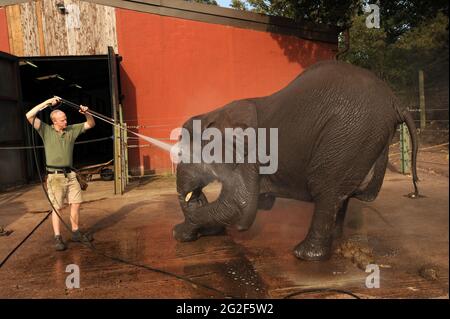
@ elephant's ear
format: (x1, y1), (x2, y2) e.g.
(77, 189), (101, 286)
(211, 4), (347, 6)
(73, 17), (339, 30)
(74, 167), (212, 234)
(182, 99), (258, 135)
(179, 99), (258, 165)
(216, 99), (258, 130)
(204, 99), (258, 132)
(202, 99), (259, 163)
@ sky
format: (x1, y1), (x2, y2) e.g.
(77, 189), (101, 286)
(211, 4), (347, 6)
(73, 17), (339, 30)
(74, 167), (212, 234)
(216, 0), (232, 8)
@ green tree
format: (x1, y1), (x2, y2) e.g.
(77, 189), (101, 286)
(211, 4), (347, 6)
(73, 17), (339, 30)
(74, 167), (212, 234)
(233, 0), (361, 28)
(341, 14), (388, 78)
(187, 0), (219, 5)
(231, 1), (448, 35)
(379, 0), (449, 44)
(342, 12), (449, 92)
(231, 0), (248, 11)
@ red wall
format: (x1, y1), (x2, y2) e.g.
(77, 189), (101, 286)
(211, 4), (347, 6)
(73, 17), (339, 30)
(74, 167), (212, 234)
(0, 8), (10, 53)
(116, 9), (336, 174)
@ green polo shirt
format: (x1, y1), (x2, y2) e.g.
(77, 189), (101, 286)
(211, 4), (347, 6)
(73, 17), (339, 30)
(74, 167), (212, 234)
(37, 122), (86, 168)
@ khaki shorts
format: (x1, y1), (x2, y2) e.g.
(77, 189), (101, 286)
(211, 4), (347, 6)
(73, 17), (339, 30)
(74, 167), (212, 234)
(46, 171), (83, 210)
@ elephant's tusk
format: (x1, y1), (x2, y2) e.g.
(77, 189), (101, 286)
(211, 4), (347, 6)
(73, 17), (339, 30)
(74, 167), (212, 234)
(185, 192), (193, 202)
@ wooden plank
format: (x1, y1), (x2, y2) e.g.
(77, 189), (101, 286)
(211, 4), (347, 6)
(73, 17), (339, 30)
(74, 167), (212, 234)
(95, 4), (118, 54)
(35, 0), (46, 56)
(41, 0), (69, 56)
(77, 0), (96, 55)
(78, 1), (118, 55)
(107, 5), (118, 53)
(64, 0), (80, 55)
(5, 5), (24, 56)
(19, 1), (40, 56)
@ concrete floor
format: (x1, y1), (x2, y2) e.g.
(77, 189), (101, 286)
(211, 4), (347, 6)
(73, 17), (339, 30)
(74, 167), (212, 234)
(0, 170), (448, 299)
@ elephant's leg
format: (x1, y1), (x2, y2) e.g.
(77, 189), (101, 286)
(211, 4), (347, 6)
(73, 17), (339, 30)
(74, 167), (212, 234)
(294, 196), (338, 261)
(258, 194), (276, 210)
(354, 145), (389, 202)
(333, 198), (349, 239)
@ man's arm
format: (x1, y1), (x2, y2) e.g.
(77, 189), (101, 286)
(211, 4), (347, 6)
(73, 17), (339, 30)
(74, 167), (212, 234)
(79, 105), (95, 130)
(26, 97), (61, 130)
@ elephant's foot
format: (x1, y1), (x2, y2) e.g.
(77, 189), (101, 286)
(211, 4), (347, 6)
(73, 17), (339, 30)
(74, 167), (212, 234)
(173, 222), (200, 242)
(258, 194), (276, 210)
(294, 237), (332, 261)
(199, 225), (226, 237)
(173, 223), (226, 242)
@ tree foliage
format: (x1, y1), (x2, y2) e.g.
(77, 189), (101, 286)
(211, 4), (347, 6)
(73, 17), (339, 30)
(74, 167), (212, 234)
(229, 0), (448, 97)
(187, 0), (219, 5)
(342, 12), (448, 91)
(230, 0), (248, 11)
(379, 0), (449, 44)
(240, 0), (360, 29)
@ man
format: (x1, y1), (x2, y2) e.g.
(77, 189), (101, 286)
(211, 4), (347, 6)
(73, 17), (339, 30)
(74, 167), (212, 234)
(26, 97), (95, 251)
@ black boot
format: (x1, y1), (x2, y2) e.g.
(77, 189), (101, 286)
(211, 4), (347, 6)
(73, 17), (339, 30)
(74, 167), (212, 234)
(55, 235), (66, 251)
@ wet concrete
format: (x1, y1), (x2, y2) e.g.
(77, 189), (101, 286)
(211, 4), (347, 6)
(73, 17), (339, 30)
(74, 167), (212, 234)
(0, 171), (448, 298)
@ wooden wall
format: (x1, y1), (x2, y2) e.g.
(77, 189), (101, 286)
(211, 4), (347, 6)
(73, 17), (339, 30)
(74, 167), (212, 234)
(5, 0), (118, 56)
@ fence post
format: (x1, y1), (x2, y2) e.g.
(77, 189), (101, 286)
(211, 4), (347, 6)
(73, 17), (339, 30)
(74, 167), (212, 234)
(399, 123), (411, 174)
(123, 122), (129, 186)
(419, 70), (426, 129)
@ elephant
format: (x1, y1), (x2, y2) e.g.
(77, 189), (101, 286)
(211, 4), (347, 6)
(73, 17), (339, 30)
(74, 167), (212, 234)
(173, 60), (419, 261)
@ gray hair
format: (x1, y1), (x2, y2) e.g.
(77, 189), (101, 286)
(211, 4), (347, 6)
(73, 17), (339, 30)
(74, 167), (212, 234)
(50, 109), (65, 122)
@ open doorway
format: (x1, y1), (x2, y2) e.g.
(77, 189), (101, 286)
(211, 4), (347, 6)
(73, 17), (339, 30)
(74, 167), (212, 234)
(0, 49), (122, 190)
(19, 55), (115, 181)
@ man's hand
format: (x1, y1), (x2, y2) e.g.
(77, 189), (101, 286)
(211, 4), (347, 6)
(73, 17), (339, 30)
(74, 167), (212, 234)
(45, 97), (61, 109)
(80, 105), (95, 130)
(26, 97), (61, 129)
(79, 105), (89, 114)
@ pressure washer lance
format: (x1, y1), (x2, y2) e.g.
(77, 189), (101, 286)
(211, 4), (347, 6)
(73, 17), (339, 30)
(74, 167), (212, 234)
(29, 98), (235, 298)
(55, 96), (173, 152)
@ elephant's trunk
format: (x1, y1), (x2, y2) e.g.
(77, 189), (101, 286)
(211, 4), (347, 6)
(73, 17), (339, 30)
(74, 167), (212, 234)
(178, 163), (260, 229)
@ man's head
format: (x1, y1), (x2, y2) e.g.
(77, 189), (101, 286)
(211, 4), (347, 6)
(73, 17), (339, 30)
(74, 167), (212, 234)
(50, 110), (67, 130)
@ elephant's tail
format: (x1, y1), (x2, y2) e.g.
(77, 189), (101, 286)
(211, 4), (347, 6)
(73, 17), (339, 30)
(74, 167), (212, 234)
(400, 110), (420, 198)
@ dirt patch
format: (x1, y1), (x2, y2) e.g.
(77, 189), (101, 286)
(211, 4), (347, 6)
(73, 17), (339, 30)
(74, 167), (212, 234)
(335, 236), (375, 270)
(419, 265), (441, 281)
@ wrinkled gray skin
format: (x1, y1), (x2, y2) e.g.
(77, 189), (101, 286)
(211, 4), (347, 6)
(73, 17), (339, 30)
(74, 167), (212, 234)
(173, 61), (419, 261)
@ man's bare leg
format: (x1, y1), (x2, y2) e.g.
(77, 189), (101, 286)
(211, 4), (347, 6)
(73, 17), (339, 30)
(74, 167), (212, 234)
(51, 210), (61, 236)
(70, 203), (92, 243)
(70, 203), (80, 232)
(70, 203), (80, 231)
(52, 208), (66, 251)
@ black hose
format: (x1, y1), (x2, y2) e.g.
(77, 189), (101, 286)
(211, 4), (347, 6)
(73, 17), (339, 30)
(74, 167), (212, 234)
(283, 288), (361, 299)
(0, 211), (51, 268)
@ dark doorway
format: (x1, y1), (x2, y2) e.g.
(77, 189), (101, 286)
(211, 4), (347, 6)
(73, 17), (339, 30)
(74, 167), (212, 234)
(0, 52), (27, 190)
(19, 55), (115, 182)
